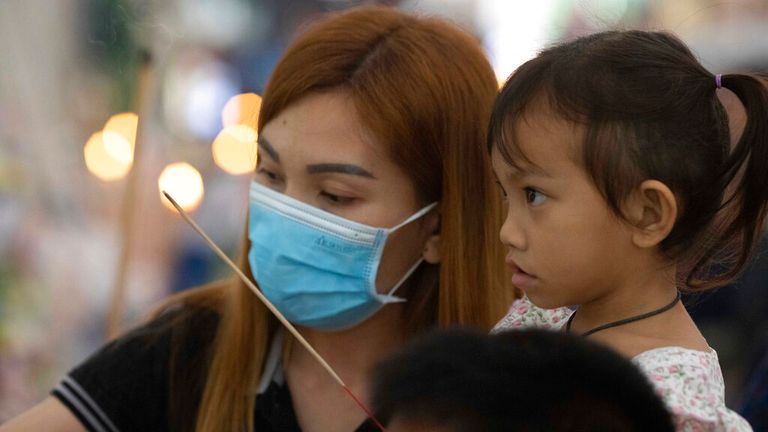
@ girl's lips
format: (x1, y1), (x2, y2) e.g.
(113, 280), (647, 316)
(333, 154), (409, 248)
(505, 255), (538, 287)
(510, 267), (537, 288)
(505, 257), (534, 277)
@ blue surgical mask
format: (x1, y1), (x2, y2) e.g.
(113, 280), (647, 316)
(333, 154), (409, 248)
(248, 181), (438, 331)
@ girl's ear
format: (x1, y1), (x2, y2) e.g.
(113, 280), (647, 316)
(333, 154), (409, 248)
(626, 180), (678, 249)
(422, 212), (441, 264)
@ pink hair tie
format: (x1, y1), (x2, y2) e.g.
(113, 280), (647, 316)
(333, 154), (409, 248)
(715, 74), (723, 89)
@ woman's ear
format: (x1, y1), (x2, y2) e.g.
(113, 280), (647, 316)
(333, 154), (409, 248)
(626, 180), (678, 248)
(422, 212), (441, 264)
(423, 235), (441, 264)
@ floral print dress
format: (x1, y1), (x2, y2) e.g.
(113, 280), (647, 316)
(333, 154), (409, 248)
(492, 297), (753, 432)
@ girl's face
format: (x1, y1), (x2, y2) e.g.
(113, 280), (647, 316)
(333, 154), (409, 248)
(491, 109), (637, 309)
(256, 90), (437, 294)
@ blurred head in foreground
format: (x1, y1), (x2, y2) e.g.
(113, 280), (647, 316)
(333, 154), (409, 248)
(372, 328), (675, 432)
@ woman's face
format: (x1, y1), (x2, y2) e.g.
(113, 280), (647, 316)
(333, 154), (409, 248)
(256, 90), (437, 293)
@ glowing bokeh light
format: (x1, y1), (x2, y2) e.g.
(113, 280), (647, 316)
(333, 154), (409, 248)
(480, 0), (558, 82)
(212, 124), (259, 175)
(102, 112), (138, 165)
(221, 93), (262, 128)
(84, 132), (132, 181)
(158, 162), (205, 212)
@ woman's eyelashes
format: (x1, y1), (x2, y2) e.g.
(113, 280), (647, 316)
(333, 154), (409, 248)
(256, 168), (358, 205)
(257, 167), (282, 185)
(319, 191), (356, 205)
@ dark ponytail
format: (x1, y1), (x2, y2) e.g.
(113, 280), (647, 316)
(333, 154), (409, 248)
(686, 73), (768, 288)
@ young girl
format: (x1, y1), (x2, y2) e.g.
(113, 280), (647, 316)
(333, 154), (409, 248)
(2, 6), (510, 432)
(489, 30), (766, 431)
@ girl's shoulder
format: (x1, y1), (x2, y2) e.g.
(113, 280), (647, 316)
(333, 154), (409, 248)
(491, 296), (572, 333)
(491, 298), (753, 431)
(632, 347), (752, 431)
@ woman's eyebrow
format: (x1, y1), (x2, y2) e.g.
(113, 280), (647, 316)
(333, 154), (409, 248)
(258, 136), (280, 162)
(306, 163), (375, 179)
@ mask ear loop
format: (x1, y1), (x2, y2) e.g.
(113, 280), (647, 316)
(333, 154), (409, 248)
(379, 202), (439, 302)
(389, 202), (439, 232)
(377, 201), (438, 303)
(380, 257), (425, 301)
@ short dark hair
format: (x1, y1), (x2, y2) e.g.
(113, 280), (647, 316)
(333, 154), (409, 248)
(371, 328), (674, 432)
(488, 30), (768, 291)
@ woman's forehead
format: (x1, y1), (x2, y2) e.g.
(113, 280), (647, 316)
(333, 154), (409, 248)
(259, 91), (418, 184)
(262, 93), (383, 161)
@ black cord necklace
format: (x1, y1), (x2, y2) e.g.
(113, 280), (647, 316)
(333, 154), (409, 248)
(565, 291), (681, 337)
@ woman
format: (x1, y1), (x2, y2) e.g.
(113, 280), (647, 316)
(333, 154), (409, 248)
(2, 6), (509, 432)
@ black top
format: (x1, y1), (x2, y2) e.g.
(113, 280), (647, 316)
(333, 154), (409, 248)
(51, 306), (377, 432)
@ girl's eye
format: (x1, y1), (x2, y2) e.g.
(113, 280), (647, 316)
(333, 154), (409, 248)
(320, 191), (355, 205)
(525, 187), (547, 206)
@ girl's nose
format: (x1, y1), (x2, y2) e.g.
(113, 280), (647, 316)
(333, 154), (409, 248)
(499, 211), (527, 251)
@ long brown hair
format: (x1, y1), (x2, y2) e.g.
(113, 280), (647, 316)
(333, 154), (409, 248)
(161, 6), (509, 431)
(489, 30), (768, 291)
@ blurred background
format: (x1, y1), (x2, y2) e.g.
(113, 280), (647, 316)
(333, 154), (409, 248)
(1, 0), (766, 424)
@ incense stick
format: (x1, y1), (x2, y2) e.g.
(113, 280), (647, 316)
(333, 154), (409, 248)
(162, 191), (386, 431)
